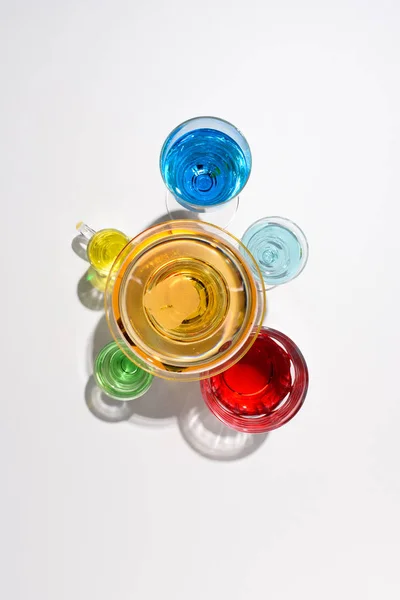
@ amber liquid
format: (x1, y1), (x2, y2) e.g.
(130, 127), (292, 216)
(116, 235), (253, 370)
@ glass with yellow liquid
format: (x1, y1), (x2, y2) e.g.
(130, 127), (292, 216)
(105, 220), (266, 381)
(76, 222), (130, 291)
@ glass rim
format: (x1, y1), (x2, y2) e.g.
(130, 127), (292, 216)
(242, 215), (309, 287)
(160, 113), (251, 142)
(201, 327), (309, 433)
(104, 219), (266, 382)
(159, 116), (252, 207)
(160, 114), (252, 162)
(94, 341), (154, 401)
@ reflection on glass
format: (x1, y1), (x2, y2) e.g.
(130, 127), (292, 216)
(94, 341), (153, 401)
(201, 327), (309, 433)
(242, 216), (308, 289)
(105, 220), (265, 381)
(160, 117), (251, 227)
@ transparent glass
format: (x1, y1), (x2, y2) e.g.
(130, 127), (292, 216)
(241, 216), (309, 289)
(201, 327), (309, 433)
(75, 222), (130, 290)
(94, 341), (153, 400)
(105, 220), (266, 381)
(160, 117), (252, 227)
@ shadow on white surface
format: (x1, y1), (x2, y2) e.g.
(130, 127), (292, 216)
(83, 314), (112, 377)
(71, 234), (89, 262)
(84, 302), (268, 460)
(91, 315), (113, 363)
(87, 316), (181, 427)
(77, 271), (104, 311)
(145, 209), (193, 229)
(85, 376), (136, 422)
(73, 234), (105, 311)
(178, 386), (268, 461)
(127, 377), (186, 428)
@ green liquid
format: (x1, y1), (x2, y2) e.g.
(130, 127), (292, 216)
(94, 341), (153, 400)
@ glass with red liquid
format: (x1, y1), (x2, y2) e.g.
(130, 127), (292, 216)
(200, 327), (308, 433)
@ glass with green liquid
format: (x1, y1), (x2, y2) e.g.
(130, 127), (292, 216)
(94, 341), (153, 400)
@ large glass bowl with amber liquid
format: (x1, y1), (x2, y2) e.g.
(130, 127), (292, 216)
(105, 220), (266, 381)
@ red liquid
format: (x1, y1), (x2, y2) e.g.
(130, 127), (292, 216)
(201, 327), (309, 433)
(209, 330), (293, 416)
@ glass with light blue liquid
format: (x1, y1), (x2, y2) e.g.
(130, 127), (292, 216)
(160, 116), (252, 228)
(241, 216), (309, 289)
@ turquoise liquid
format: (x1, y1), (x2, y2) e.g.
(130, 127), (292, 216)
(160, 128), (250, 208)
(242, 223), (305, 285)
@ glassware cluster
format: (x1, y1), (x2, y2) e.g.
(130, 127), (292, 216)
(74, 116), (309, 435)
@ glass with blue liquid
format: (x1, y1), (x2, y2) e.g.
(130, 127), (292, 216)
(160, 116), (252, 228)
(242, 216), (309, 289)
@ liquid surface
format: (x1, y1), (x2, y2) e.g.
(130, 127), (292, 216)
(143, 276), (201, 330)
(242, 223), (304, 285)
(95, 341), (153, 400)
(209, 330), (293, 416)
(161, 128), (250, 207)
(112, 234), (257, 373)
(88, 229), (129, 276)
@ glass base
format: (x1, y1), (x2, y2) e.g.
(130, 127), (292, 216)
(165, 191), (239, 229)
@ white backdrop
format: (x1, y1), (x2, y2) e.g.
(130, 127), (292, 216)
(1, 1), (400, 598)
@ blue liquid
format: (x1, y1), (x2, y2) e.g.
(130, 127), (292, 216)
(242, 223), (306, 285)
(161, 128), (251, 208)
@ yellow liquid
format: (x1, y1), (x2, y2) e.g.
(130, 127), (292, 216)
(112, 234), (257, 373)
(87, 229), (129, 276)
